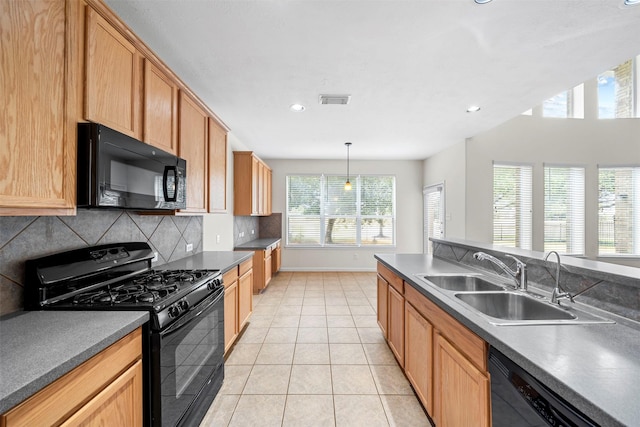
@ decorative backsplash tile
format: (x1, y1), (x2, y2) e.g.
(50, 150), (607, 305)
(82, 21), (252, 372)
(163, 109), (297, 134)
(259, 212), (282, 238)
(0, 209), (202, 315)
(234, 216), (259, 246)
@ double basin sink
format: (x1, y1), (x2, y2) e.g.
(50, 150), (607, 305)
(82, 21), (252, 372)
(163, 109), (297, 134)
(415, 274), (614, 326)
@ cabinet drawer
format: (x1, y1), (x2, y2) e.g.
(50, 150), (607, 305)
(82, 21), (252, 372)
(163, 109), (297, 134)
(405, 285), (487, 371)
(239, 258), (253, 276)
(264, 247), (272, 258)
(223, 267), (239, 288)
(377, 263), (403, 294)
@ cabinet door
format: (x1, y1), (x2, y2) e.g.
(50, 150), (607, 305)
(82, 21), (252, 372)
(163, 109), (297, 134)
(143, 60), (177, 154)
(433, 332), (490, 427)
(405, 302), (433, 414)
(60, 360), (143, 427)
(224, 281), (239, 353)
(179, 93), (208, 213)
(238, 269), (253, 331)
(0, 0), (75, 213)
(376, 274), (389, 339)
(208, 118), (227, 212)
(251, 157), (260, 215)
(387, 285), (404, 367)
(264, 253), (272, 288)
(85, 7), (139, 137)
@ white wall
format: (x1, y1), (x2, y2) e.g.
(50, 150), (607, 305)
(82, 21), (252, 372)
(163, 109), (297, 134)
(268, 159), (424, 271)
(424, 78), (640, 267)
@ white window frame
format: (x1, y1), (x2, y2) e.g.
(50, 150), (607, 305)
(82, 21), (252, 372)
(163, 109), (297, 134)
(286, 174), (396, 248)
(493, 162), (533, 250)
(598, 165), (640, 257)
(423, 183), (445, 254)
(543, 164), (585, 255)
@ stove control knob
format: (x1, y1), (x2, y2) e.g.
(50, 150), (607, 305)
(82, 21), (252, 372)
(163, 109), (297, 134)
(179, 300), (189, 311)
(168, 305), (180, 318)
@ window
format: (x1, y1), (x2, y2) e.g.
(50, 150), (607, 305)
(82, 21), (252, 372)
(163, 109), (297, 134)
(543, 84), (584, 118)
(424, 183), (445, 254)
(286, 174), (395, 247)
(493, 164), (532, 250)
(598, 57), (638, 119)
(543, 166), (585, 255)
(598, 167), (640, 256)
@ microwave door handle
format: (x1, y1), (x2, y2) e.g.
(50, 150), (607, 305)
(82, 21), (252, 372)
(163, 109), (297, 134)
(162, 166), (178, 202)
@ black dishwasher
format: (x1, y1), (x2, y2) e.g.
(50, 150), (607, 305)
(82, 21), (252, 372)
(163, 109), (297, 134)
(489, 347), (600, 427)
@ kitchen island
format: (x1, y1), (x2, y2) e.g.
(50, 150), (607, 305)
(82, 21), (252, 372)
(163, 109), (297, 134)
(375, 249), (640, 427)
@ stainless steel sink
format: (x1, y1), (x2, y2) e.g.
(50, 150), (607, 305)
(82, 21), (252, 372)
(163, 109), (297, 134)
(455, 291), (615, 326)
(418, 275), (505, 292)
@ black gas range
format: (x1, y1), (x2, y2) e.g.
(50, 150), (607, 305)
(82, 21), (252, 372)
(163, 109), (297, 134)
(24, 242), (225, 427)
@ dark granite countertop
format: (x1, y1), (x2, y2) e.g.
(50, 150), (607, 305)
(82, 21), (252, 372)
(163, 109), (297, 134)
(0, 310), (148, 413)
(234, 238), (281, 251)
(375, 253), (640, 427)
(159, 250), (254, 273)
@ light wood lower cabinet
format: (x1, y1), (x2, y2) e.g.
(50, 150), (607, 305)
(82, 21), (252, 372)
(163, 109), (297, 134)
(434, 332), (490, 427)
(387, 285), (405, 368)
(379, 262), (491, 426)
(223, 259), (254, 354)
(376, 274), (389, 339)
(404, 301), (433, 414)
(223, 267), (239, 353)
(1, 327), (143, 426)
(238, 259), (254, 331)
(251, 247), (273, 294)
(271, 241), (281, 274)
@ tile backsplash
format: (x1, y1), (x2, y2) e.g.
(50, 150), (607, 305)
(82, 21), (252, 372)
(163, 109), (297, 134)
(0, 209), (202, 315)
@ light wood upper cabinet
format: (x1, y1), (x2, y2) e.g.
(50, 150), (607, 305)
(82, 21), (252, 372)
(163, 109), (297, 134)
(179, 92), (208, 213)
(208, 118), (228, 212)
(85, 6), (140, 138)
(143, 59), (178, 154)
(0, 0), (79, 215)
(234, 151), (272, 216)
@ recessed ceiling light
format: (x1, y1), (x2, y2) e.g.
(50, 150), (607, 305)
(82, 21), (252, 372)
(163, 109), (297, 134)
(290, 103), (305, 112)
(474, 0), (493, 4)
(624, 0), (640, 5)
(466, 105), (481, 113)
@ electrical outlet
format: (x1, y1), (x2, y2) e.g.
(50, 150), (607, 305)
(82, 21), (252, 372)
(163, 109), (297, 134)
(186, 243), (193, 252)
(152, 252), (158, 262)
(251, 229), (255, 235)
(216, 235), (221, 244)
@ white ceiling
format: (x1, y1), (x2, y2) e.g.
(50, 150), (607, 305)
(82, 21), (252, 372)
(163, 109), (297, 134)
(105, 0), (640, 160)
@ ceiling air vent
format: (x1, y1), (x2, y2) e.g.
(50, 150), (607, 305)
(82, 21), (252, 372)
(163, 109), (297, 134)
(319, 94), (351, 105)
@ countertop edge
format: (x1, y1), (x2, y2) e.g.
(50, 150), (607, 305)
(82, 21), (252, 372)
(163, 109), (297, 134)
(234, 237), (281, 251)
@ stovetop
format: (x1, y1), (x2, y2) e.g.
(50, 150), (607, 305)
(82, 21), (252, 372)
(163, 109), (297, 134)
(24, 242), (223, 330)
(71, 269), (217, 308)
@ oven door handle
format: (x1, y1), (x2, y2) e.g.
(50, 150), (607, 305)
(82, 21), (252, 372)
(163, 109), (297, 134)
(161, 287), (224, 336)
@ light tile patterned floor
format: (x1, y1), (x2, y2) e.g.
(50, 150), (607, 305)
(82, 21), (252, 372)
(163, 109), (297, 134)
(199, 271), (431, 427)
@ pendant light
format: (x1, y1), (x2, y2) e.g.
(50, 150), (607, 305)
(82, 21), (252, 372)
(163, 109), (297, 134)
(344, 142), (352, 191)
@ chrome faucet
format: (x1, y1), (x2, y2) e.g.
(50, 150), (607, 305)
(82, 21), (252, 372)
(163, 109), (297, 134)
(544, 251), (574, 304)
(473, 252), (528, 291)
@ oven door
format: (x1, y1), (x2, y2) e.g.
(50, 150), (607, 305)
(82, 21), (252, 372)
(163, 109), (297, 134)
(151, 287), (224, 427)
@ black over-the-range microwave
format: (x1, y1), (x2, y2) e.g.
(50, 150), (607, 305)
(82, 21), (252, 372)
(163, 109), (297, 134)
(77, 123), (187, 210)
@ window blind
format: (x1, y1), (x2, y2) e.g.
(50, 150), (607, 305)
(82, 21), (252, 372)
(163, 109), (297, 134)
(493, 164), (532, 250)
(424, 184), (444, 254)
(286, 174), (395, 247)
(598, 167), (640, 256)
(544, 166), (585, 255)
